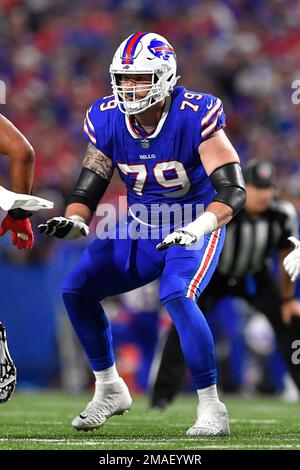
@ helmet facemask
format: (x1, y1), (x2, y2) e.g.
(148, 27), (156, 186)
(111, 65), (176, 115)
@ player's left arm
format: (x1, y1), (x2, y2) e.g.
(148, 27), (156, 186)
(198, 128), (245, 227)
(157, 129), (246, 250)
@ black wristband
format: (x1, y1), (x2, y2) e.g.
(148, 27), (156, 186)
(8, 208), (33, 220)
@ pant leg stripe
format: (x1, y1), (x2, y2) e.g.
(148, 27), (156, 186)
(186, 229), (221, 300)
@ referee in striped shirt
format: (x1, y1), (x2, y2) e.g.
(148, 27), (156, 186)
(151, 160), (300, 407)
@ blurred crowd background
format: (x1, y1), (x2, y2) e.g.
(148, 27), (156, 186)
(1, 0), (300, 400)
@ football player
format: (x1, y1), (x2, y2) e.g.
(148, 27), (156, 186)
(0, 113), (53, 403)
(39, 33), (246, 436)
(0, 113), (34, 403)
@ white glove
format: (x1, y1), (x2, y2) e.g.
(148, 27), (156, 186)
(156, 212), (218, 251)
(0, 186), (54, 212)
(38, 215), (89, 240)
(283, 236), (300, 282)
(156, 229), (197, 251)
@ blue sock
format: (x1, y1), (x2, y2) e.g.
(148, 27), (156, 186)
(164, 297), (217, 389)
(62, 292), (115, 371)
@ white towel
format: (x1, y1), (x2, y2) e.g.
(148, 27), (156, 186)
(0, 186), (54, 212)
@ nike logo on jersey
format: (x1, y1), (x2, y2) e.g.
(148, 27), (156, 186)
(139, 154), (157, 160)
(207, 100), (213, 109)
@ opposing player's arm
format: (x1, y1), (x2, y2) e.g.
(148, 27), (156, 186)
(280, 247), (295, 298)
(39, 143), (113, 240)
(283, 237), (300, 282)
(279, 246), (300, 324)
(0, 114), (36, 249)
(0, 113), (35, 194)
(199, 128), (245, 228)
(278, 203), (300, 323)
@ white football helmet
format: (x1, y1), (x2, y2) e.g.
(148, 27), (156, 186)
(110, 32), (179, 115)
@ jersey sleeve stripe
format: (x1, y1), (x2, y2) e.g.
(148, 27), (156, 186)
(84, 121), (97, 144)
(85, 111), (95, 133)
(201, 98), (222, 126)
(201, 110), (223, 138)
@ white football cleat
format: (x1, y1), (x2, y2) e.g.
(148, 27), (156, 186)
(0, 323), (17, 404)
(186, 401), (230, 436)
(72, 378), (132, 431)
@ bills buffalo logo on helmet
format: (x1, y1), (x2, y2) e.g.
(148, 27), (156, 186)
(147, 39), (176, 61)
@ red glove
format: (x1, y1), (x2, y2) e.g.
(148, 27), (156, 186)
(0, 215), (34, 249)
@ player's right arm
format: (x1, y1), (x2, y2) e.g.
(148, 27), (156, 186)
(65, 142), (114, 222)
(38, 142), (113, 240)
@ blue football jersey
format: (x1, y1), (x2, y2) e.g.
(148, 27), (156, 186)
(83, 86), (226, 220)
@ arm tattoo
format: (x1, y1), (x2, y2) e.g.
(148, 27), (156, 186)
(82, 143), (113, 181)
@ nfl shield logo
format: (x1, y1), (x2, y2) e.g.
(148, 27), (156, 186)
(140, 139), (150, 148)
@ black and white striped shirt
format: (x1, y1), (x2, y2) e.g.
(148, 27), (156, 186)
(218, 199), (299, 278)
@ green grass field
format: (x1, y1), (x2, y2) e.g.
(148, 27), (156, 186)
(0, 393), (299, 450)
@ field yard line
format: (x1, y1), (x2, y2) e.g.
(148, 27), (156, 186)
(0, 417), (282, 427)
(23, 421), (64, 425)
(183, 445), (300, 449)
(0, 440), (300, 449)
(1, 437), (300, 445)
(229, 419), (279, 424)
(0, 412), (70, 416)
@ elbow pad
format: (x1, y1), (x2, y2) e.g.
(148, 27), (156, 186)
(68, 168), (109, 213)
(210, 162), (246, 216)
